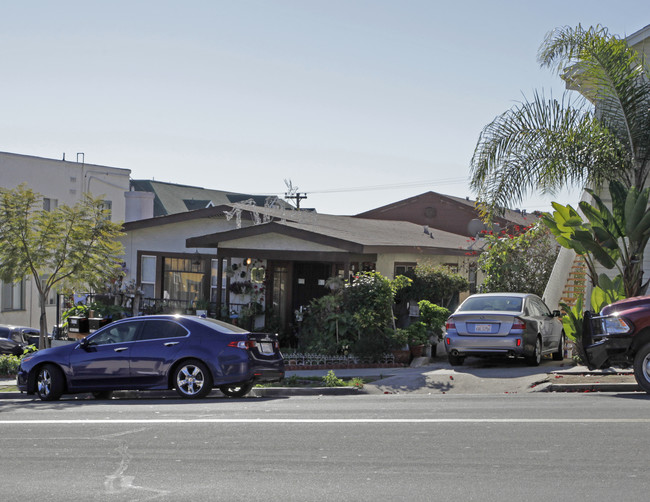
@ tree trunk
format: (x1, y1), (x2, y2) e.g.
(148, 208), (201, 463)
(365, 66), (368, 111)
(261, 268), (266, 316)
(38, 293), (50, 349)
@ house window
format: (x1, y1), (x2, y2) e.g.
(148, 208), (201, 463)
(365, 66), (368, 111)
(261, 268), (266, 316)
(210, 259), (226, 303)
(43, 198), (58, 211)
(163, 257), (205, 304)
(394, 263), (417, 276)
(1, 279), (25, 311)
(141, 255), (156, 299)
(444, 263), (459, 274)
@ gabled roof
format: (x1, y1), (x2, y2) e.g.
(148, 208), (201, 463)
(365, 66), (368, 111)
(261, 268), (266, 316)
(186, 203), (473, 256)
(130, 179), (289, 217)
(355, 191), (531, 232)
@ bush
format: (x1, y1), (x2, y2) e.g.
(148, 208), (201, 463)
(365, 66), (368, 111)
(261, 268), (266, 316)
(322, 370), (345, 387)
(0, 354), (21, 377)
(478, 222), (558, 297)
(401, 264), (469, 309)
(418, 301), (450, 340)
(299, 294), (354, 354)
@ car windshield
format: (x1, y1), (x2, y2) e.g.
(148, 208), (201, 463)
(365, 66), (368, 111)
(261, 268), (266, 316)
(458, 296), (523, 313)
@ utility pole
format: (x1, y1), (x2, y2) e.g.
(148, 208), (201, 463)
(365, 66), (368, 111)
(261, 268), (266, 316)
(285, 191), (307, 209)
(284, 179), (307, 209)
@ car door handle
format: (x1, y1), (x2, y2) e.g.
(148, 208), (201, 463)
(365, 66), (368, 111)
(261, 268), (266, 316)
(114, 347), (128, 352)
(164, 342), (179, 347)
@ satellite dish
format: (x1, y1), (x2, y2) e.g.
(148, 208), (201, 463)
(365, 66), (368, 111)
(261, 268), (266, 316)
(467, 219), (485, 236)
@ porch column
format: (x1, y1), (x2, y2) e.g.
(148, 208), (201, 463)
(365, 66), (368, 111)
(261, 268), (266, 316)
(216, 256), (224, 313)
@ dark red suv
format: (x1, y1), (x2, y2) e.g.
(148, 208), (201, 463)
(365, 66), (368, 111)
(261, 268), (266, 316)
(582, 296), (650, 393)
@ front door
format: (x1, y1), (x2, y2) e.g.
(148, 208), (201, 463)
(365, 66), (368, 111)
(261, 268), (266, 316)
(292, 262), (332, 314)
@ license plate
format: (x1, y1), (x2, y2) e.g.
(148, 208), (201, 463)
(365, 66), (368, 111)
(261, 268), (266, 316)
(474, 324), (492, 333)
(259, 342), (274, 354)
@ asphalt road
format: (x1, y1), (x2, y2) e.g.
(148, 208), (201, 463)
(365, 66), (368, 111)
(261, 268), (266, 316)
(2, 392), (650, 501)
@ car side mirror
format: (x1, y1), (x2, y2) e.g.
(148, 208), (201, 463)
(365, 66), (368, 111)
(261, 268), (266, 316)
(552, 310), (561, 318)
(79, 338), (90, 350)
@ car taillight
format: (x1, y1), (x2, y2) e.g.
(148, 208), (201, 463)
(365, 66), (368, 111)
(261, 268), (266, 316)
(512, 318), (526, 330)
(445, 319), (455, 331)
(228, 340), (255, 350)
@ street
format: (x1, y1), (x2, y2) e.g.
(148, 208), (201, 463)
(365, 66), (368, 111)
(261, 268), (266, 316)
(1, 392), (650, 501)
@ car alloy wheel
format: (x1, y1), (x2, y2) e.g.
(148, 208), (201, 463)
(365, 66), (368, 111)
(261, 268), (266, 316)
(174, 360), (212, 399)
(37, 364), (64, 401)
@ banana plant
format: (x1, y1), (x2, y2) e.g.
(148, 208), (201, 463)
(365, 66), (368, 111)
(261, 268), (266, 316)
(541, 180), (650, 297)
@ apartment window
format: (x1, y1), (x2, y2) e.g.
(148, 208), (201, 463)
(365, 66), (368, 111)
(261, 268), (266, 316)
(101, 200), (113, 220)
(1, 279), (25, 311)
(43, 198), (58, 211)
(40, 275), (56, 305)
(141, 255), (156, 299)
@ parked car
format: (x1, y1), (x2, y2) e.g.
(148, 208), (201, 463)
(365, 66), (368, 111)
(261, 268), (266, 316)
(0, 325), (40, 356)
(444, 293), (564, 366)
(17, 315), (285, 401)
(582, 295), (650, 394)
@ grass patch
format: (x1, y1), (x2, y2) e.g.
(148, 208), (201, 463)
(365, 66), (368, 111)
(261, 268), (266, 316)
(255, 372), (377, 389)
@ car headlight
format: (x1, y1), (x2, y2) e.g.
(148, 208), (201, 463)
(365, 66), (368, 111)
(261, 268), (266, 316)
(600, 316), (632, 335)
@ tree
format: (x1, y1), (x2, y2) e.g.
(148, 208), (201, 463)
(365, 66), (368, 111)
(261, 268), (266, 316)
(470, 25), (650, 217)
(402, 263), (469, 309)
(0, 184), (125, 348)
(541, 180), (650, 296)
(477, 222), (558, 297)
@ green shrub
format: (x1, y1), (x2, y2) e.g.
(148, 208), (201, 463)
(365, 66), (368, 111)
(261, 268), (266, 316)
(322, 370), (345, 387)
(418, 301), (450, 340)
(0, 354), (21, 377)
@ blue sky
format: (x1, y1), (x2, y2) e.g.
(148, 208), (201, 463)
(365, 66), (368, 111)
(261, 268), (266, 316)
(0, 1), (647, 214)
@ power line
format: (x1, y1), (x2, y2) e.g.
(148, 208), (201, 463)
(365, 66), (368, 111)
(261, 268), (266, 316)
(254, 177), (468, 197)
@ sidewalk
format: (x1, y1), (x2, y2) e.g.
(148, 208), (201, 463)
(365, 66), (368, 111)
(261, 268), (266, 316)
(0, 360), (642, 398)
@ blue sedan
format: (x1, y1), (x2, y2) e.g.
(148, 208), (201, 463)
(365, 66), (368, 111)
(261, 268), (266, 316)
(17, 315), (284, 401)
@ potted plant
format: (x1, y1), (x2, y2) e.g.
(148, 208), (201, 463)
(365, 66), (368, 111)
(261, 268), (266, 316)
(390, 328), (410, 364)
(195, 298), (210, 317)
(63, 303), (90, 337)
(417, 300), (451, 357)
(406, 322), (429, 358)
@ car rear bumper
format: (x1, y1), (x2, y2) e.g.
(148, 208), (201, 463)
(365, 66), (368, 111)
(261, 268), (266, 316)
(248, 357), (285, 383)
(444, 333), (525, 357)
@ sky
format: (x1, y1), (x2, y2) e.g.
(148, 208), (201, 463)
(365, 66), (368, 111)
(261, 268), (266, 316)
(0, 1), (648, 215)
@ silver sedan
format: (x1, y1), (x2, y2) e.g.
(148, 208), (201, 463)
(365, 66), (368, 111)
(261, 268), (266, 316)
(443, 293), (564, 366)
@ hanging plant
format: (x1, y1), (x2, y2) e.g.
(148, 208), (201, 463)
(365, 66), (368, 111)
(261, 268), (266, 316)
(229, 281), (253, 295)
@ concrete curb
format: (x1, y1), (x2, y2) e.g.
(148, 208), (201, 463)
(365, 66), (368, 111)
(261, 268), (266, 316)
(0, 386), (364, 400)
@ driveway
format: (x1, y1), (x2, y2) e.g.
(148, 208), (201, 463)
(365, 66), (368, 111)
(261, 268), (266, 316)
(362, 358), (568, 395)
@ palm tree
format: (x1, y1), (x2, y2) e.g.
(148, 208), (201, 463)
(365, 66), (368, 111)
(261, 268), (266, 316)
(470, 25), (650, 217)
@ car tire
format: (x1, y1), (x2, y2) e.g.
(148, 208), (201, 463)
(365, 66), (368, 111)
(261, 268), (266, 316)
(92, 391), (113, 400)
(37, 364), (64, 401)
(552, 334), (564, 361)
(448, 354), (464, 366)
(174, 360), (213, 399)
(526, 337), (542, 366)
(220, 382), (254, 398)
(633, 343), (650, 394)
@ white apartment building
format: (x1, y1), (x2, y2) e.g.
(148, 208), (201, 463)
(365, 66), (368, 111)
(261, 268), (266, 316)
(0, 151), (131, 329)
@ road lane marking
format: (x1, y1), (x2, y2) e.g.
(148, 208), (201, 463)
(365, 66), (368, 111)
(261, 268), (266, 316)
(2, 418), (650, 424)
